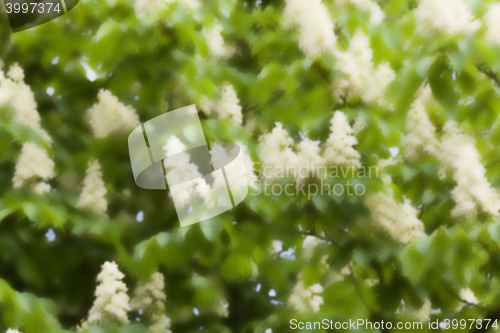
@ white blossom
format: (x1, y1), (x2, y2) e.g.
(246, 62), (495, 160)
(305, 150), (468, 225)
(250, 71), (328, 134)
(288, 280), (324, 313)
(324, 111), (361, 167)
(404, 85), (440, 161)
(0, 64), (52, 143)
(283, 0), (337, 57)
(365, 193), (425, 244)
(258, 122), (298, 182)
(456, 288), (479, 311)
(131, 272), (171, 333)
(6, 329), (21, 333)
(335, 0), (385, 25)
(236, 141), (259, 189)
(296, 138), (324, 182)
(403, 298), (432, 322)
(77, 159), (108, 219)
(87, 89), (140, 139)
(199, 83), (242, 125)
(485, 4), (500, 45)
(332, 30), (395, 107)
(202, 23), (233, 58)
(302, 235), (324, 260)
(415, 0), (480, 36)
(81, 261), (131, 328)
(439, 121), (500, 218)
(13, 142), (54, 193)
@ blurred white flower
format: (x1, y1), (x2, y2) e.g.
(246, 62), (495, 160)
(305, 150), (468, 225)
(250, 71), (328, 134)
(403, 298), (432, 322)
(6, 329), (22, 333)
(332, 30), (395, 107)
(13, 142), (54, 194)
(199, 83), (242, 125)
(87, 89), (140, 138)
(77, 159), (108, 219)
(415, 0), (480, 36)
(296, 138), (324, 182)
(0, 64), (52, 143)
(404, 85), (440, 161)
(202, 23), (233, 58)
(135, 0), (200, 18)
(288, 280), (324, 313)
(283, 0), (337, 57)
(485, 4), (500, 45)
(131, 272), (171, 333)
(258, 122), (299, 182)
(365, 193), (425, 244)
(439, 121), (500, 218)
(81, 261), (131, 328)
(324, 111), (361, 167)
(456, 288), (479, 311)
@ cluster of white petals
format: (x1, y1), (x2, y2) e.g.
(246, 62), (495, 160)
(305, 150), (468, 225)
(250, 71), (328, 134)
(288, 281), (324, 313)
(258, 112), (362, 182)
(283, 0), (337, 57)
(163, 136), (210, 207)
(236, 141), (259, 190)
(6, 329), (21, 333)
(131, 272), (172, 333)
(257, 122), (299, 183)
(404, 85), (440, 161)
(439, 122), (500, 218)
(402, 298), (432, 322)
(415, 0), (480, 36)
(202, 23), (234, 58)
(13, 142), (54, 194)
(135, 0), (200, 18)
(365, 193), (425, 244)
(333, 31), (395, 107)
(456, 288), (479, 311)
(485, 4), (500, 45)
(77, 159), (108, 218)
(87, 89), (140, 139)
(199, 83), (242, 125)
(335, 0), (385, 25)
(0, 64), (52, 143)
(81, 261), (131, 328)
(324, 111), (361, 167)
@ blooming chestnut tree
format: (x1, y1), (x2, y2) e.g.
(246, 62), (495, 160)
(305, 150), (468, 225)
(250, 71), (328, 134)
(1, 0), (500, 332)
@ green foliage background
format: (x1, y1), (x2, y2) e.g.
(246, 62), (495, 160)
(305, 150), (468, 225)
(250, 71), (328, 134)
(0, 0), (500, 332)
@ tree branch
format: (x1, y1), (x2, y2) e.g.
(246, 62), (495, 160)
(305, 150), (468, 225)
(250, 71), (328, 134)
(475, 63), (500, 88)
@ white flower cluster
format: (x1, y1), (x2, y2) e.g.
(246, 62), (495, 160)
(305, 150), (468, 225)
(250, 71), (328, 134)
(82, 261), (131, 328)
(288, 280), (324, 313)
(283, 0), (337, 58)
(87, 89), (140, 139)
(402, 298), (432, 322)
(237, 141), (259, 190)
(415, 0), (480, 36)
(332, 30), (395, 107)
(0, 63), (52, 143)
(131, 272), (172, 333)
(12, 142), (54, 194)
(485, 4), (500, 45)
(324, 111), (361, 167)
(77, 159), (108, 219)
(439, 122), (500, 218)
(199, 83), (243, 125)
(202, 23), (234, 58)
(335, 0), (385, 25)
(404, 85), (440, 161)
(134, 0), (200, 18)
(456, 288), (479, 311)
(365, 193), (425, 244)
(163, 136), (210, 207)
(258, 111), (361, 182)
(6, 329), (21, 333)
